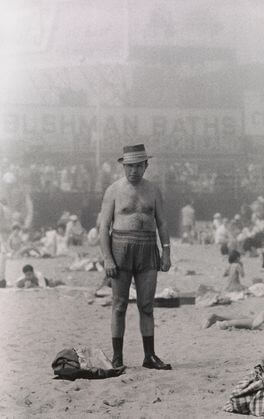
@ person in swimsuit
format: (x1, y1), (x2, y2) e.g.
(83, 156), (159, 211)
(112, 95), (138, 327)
(100, 144), (171, 370)
(224, 250), (246, 292)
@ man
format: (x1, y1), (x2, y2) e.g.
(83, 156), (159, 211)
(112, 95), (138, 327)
(100, 144), (171, 370)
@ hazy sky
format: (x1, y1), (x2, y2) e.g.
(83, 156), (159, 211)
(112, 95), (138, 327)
(0, 1), (264, 145)
(130, 0), (264, 63)
(0, 0), (264, 66)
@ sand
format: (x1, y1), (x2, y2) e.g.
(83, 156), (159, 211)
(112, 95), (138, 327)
(1, 243), (264, 418)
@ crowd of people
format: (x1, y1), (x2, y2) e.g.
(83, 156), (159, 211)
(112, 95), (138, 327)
(0, 208), (104, 289)
(1, 157), (264, 202)
(179, 196), (264, 257)
(164, 161), (264, 194)
(4, 211), (102, 260)
(0, 157), (124, 196)
(165, 161), (217, 193)
(211, 197), (264, 260)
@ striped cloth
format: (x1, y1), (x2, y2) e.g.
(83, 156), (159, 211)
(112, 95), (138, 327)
(224, 364), (264, 416)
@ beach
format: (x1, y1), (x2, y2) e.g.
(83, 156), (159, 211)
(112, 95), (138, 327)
(1, 242), (264, 418)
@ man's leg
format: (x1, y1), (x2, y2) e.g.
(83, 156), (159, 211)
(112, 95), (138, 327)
(134, 270), (157, 336)
(134, 270), (171, 370)
(111, 270), (132, 367)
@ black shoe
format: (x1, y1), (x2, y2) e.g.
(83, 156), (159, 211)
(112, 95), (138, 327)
(143, 354), (172, 370)
(112, 356), (124, 368)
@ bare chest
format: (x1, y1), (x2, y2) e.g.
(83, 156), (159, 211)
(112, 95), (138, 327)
(115, 188), (155, 216)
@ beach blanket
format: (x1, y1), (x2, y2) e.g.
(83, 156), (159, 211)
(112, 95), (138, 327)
(52, 347), (125, 380)
(224, 363), (264, 417)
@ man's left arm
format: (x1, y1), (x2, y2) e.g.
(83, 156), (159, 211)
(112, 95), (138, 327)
(155, 186), (171, 272)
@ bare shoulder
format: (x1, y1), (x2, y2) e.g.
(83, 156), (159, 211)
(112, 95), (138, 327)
(103, 178), (127, 201)
(103, 179), (120, 198)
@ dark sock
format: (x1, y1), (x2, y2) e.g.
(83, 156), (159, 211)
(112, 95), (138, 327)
(112, 337), (123, 361)
(142, 336), (155, 357)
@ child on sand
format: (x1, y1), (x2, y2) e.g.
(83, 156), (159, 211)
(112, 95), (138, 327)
(16, 264), (45, 288)
(224, 250), (247, 292)
(203, 310), (264, 330)
(16, 264), (64, 288)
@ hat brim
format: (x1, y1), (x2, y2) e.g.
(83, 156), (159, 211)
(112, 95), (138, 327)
(118, 155), (152, 164)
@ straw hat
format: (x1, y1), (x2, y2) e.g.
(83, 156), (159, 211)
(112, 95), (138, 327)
(117, 144), (152, 164)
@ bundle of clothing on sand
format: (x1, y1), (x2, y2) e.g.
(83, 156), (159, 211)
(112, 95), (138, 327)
(224, 362), (264, 417)
(52, 346), (125, 380)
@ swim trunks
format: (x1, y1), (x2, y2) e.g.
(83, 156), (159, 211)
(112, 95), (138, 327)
(111, 230), (160, 274)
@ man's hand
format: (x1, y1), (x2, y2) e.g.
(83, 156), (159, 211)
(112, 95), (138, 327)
(104, 259), (118, 278)
(160, 250), (171, 272)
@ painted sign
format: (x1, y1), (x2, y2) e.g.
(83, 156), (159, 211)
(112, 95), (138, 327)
(0, 105), (243, 155)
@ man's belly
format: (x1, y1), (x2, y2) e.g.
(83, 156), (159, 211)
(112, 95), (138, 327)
(113, 213), (156, 231)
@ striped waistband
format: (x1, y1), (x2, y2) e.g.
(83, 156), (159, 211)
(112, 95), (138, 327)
(112, 229), (156, 244)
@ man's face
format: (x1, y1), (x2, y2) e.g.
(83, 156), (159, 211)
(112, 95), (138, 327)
(123, 161), (147, 184)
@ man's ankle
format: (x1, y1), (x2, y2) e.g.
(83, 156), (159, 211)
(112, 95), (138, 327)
(142, 335), (155, 357)
(112, 337), (124, 358)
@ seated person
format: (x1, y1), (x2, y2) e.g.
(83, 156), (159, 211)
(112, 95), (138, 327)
(19, 228), (42, 257)
(203, 310), (264, 330)
(55, 223), (69, 256)
(7, 223), (23, 256)
(224, 250), (247, 292)
(7, 224), (41, 258)
(39, 229), (57, 257)
(66, 214), (85, 246)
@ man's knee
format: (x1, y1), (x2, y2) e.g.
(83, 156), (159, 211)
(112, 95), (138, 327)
(113, 297), (128, 316)
(137, 300), (154, 316)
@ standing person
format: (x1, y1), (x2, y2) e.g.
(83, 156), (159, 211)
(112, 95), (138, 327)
(212, 213), (222, 242)
(215, 217), (230, 255)
(180, 199), (195, 244)
(100, 144), (171, 370)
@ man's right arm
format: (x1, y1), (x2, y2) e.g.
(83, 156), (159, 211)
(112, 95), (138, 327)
(99, 185), (117, 278)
